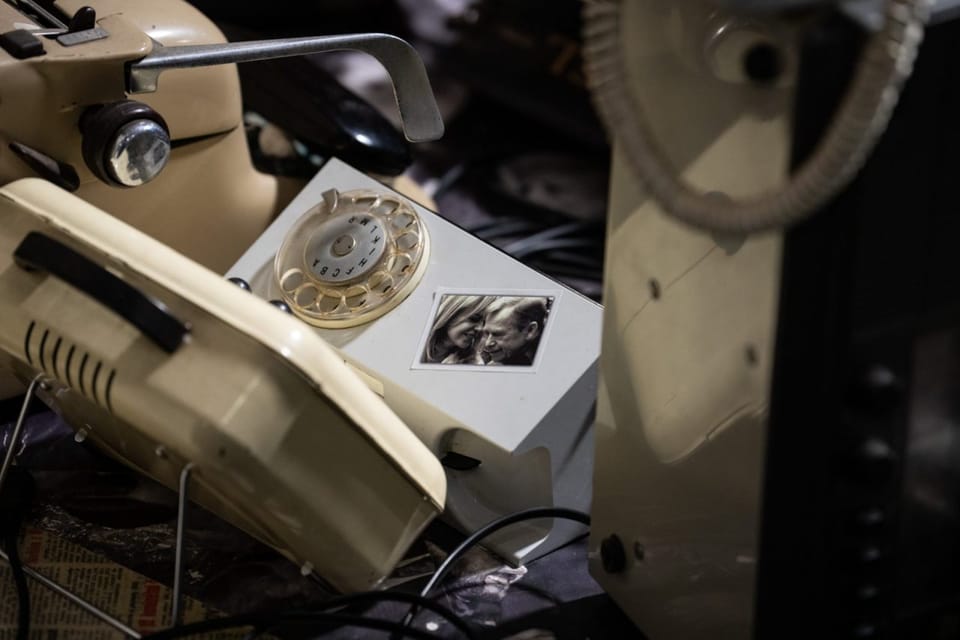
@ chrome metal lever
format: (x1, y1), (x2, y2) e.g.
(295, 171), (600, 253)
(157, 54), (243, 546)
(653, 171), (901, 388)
(126, 33), (444, 143)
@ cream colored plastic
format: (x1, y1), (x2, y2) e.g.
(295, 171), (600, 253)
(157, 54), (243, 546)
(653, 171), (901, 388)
(274, 188), (430, 328)
(0, 178), (446, 592)
(588, 1), (792, 636)
(0, 0), (289, 272)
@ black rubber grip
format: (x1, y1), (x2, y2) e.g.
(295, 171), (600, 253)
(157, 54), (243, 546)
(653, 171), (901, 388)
(13, 232), (189, 353)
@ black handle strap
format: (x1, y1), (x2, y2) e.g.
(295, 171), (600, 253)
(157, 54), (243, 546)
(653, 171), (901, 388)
(13, 232), (190, 353)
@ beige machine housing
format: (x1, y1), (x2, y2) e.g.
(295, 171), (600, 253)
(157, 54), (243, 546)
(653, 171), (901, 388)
(0, 178), (447, 592)
(587, 1), (793, 637)
(0, 0), (296, 273)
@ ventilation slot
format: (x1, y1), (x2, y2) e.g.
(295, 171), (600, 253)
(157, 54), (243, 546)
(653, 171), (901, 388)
(22, 321), (118, 414)
(23, 321), (35, 366)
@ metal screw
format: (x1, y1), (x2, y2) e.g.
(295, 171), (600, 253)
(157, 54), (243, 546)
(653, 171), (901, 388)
(332, 234), (356, 257)
(228, 277), (251, 291)
(633, 541), (646, 561)
(268, 300), (293, 315)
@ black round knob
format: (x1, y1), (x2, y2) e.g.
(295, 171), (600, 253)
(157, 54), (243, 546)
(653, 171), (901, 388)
(228, 277), (251, 291)
(849, 365), (904, 415)
(600, 534), (627, 574)
(857, 584), (880, 602)
(80, 101), (170, 188)
(743, 43), (783, 85)
(855, 507), (887, 530)
(269, 299), (293, 314)
(853, 438), (897, 482)
(68, 6), (96, 32)
(858, 545), (884, 565)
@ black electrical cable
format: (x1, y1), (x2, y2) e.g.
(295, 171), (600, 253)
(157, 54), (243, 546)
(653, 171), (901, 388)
(506, 237), (603, 261)
(398, 507), (591, 634)
(147, 590), (477, 640)
(148, 611), (440, 639)
(432, 161), (470, 201)
(471, 218), (548, 241)
(160, 508), (590, 640)
(322, 591), (478, 640)
(3, 533), (29, 640)
(421, 507), (590, 598)
(500, 221), (601, 256)
(1, 467), (35, 640)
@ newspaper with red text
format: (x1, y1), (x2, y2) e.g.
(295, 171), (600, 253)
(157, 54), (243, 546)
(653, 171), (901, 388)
(0, 527), (244, 639)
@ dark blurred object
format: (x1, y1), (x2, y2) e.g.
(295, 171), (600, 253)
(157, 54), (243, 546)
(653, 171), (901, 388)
(438, 0), (607, 148)
(755, 14), (960, 638)
(491, 151), (609, 223)
(184, 0), (408, 34)
(424, 99), (608, 300)
(240, 55), (412, 177)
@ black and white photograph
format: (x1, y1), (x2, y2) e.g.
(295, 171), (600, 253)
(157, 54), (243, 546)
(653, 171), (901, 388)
(417, 292), (556, 368)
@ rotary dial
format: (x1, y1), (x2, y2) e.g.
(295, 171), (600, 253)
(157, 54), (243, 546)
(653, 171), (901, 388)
(274, 188), (430, 328)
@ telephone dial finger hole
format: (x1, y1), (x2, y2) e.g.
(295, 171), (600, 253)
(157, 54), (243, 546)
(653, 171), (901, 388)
(391, 213), (415, 230)
(345, 293), (367, 309)
(396, 233), (419, 252)
(390, 254), (413, 275)
(316, 296), (341, 313)
(372, 201), (399, 217)
(294, 285), (320, 307)
(280, 269), (305, 293)
(368, 272), (394, 294)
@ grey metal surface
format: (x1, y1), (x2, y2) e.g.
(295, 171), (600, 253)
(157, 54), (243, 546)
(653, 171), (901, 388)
(56, 26), (109, 47)
(127, 34), (444, 143)
(171, 462), (195, 627)
(6, 0), (66, 29)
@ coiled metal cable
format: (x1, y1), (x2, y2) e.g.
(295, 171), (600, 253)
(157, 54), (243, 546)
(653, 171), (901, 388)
(582, 0), (931, 232)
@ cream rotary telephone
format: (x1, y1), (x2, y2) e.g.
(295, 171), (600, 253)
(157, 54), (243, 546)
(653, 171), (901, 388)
(229, 158), (603, 566)
(274, 188), (430, 328)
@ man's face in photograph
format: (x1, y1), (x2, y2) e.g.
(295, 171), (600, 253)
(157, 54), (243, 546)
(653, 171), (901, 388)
(480, 306), (539, 364)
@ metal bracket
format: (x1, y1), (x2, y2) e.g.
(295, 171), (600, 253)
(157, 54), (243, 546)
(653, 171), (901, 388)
(0, 388), (198, 638)
(171, 462), (195, 627)
(56, 26), (108, 47)
(0, 374), (41, 494)
(126, 33), (444, 143)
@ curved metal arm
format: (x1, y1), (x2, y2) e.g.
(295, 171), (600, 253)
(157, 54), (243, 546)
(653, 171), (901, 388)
(126, 33), (444, 143)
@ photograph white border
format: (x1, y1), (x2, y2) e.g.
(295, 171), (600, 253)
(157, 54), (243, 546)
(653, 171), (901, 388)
(411, 287), (563, 373)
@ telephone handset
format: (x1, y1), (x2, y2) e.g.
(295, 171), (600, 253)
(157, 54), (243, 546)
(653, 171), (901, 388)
(274, 188), (429, 328)
(0, 178), (447, 592)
